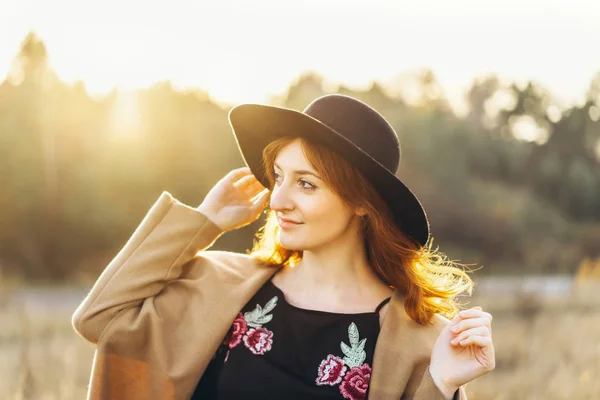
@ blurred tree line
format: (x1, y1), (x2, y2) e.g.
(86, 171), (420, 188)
(1, 33), (599, 282)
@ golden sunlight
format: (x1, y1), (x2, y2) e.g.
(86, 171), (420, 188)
(510, 115), (549, 144)
(109, 88), (142, 139)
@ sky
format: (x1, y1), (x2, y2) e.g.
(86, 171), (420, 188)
(1, 0), (599, 112)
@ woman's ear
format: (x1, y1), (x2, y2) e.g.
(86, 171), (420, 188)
(355, 207), (367, 217)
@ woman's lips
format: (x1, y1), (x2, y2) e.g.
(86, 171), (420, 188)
(278, 218), (302, 229)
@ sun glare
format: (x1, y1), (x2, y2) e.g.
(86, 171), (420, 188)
(109, 88), (142, 139)
(510, 115), (549, 144)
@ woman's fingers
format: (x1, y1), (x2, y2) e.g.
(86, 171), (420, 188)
(455, 334), (493, 348)
(231, 171), (267, 199)
(245, 181), (267, 198)
(250, 189), (271, 212)
(459, 307), (493, 321)
(451, 317), (492, 335)
(223, 167), (252, 184)
(233, 173), (257, 189)
(451, 326), (490, 345)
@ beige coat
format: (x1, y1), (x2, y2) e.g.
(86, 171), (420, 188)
(72, 191), (468, 400)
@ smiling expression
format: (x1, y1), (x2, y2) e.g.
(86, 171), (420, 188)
(269, 138), (362, 251)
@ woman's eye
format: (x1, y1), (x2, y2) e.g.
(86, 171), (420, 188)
(273, 172), (316, 191)
(299, 179), (316, 191)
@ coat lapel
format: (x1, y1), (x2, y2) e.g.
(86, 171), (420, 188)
(368, 290), (414, 399)
(368, 290), (442, 400)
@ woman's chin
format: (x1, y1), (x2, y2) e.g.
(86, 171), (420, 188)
(278, 235), (306, 251)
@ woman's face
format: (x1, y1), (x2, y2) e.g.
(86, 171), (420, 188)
(269, 139), (360, 251)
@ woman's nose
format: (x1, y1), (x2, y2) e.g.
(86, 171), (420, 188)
(269, 184), (294, 212)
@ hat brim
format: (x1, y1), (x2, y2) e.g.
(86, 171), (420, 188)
(228, 104), (430, 247)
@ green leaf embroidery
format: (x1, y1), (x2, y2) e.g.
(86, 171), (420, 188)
(244, 296), (278, 328)
(262, 296), (278, 314)
(341, 322), (367, 368)
(341, 342), (351, 356)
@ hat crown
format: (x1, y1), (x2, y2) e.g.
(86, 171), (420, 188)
(303, 95), (400, 173)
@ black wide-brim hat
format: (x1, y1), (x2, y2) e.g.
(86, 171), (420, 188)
(228, 94), (430, 247)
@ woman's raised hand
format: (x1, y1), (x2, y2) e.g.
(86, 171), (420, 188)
(197, 167), (271, 232)
(429, 306), (496, 398)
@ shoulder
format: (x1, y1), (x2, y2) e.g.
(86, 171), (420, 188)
(430, 312), (452, 331)
(414, 309), (452, 338)
(411, 313), (453, 364)
(384, 292), (452, 358)
(389, 291), (452, 331)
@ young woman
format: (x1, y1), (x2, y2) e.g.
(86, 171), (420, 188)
(72, 95), (495, 400)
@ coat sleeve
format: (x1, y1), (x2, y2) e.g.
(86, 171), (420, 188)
(71, 191), (224, 344)
(413, 366), (467, 400)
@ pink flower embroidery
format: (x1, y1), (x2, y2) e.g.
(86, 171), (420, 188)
(243, 327), (274, 355)
(224, 313), (248, 349)
(339, 364), (372, 400)
(221, 296), (278, 360)
(316, 355), (347, 386)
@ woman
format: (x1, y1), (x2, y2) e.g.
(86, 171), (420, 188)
(72, 94), (495, 400)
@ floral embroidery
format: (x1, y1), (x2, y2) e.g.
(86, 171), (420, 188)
(223, 313), (248, 349)
(243, 296), (278, 328)
(315, 322), (372, 400)
(222, 296), (278, 360)
(341, 322), (367, 368)
(244, 327), (274, 355)
(340, 364), (371, 400)
(316, 355), (347, 386)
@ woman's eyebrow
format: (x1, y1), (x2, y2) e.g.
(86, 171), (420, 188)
(274, 163), (321, 179)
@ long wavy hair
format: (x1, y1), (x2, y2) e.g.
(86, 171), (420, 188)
(250, 136), (473, 325)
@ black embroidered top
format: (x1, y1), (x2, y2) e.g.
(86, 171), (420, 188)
(192, 278), (391, 400)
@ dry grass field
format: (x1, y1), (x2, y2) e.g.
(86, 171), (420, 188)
(1, 277), (599, 400)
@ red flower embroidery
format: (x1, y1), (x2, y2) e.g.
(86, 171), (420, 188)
(225, 313), (248, 349)
(339, 363), (371, 400)
(316, 355), (347, 386)
(243, 327), (274, 355)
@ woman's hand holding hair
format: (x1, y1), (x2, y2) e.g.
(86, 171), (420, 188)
(428, 306), (496, 399)
(197, 167), (270, 232)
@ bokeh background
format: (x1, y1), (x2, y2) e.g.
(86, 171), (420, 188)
(1, 1), (599, 399)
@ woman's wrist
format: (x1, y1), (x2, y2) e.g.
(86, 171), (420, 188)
(196, 203), (223, 230)
(428, 366), (458, 400)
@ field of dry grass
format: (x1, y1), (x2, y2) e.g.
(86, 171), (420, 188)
(1, 278), (599, 400)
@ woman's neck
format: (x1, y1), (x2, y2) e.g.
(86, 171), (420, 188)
(274, 228), (392, 309)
